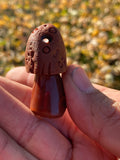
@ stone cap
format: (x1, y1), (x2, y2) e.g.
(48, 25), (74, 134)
(25, 24), (66, 75)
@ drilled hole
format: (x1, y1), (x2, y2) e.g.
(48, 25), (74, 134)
(41, 35), (52, 44)
(42, 38), (49, 43)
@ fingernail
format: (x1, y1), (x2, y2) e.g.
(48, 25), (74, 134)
(71, 67), (94, 93)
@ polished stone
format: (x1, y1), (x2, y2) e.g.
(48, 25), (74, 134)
(30, 74), (66, 118)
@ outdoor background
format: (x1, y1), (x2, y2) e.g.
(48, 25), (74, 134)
(0, 0), (120, 89)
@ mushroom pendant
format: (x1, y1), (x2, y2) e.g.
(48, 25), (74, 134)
(25, 24), (66, 118)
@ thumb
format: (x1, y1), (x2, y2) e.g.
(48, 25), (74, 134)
(63, 65), (120, 157)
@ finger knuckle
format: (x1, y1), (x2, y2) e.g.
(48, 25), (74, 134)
(18, 116), (40, 146)
(89, 90), (116, 140)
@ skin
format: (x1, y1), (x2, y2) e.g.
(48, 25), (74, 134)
(0, 65), (120, 159)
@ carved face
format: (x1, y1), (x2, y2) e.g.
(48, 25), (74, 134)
(25, 24), (66, 75)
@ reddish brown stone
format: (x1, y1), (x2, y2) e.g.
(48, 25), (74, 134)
(25, 24), (67, 118)
(25, 24), (66, 75)
(30, 74), (66, 118)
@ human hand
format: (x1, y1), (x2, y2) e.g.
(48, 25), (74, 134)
(0, 65), (120, 159)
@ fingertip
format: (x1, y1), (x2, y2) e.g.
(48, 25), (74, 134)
(6, 67), (26, 79)
(63, 64), (79, 77)
(6, 67), (34, 87)
(62, 65), (82, 113)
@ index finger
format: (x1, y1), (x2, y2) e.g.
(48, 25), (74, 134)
(6, 67), (34, 87)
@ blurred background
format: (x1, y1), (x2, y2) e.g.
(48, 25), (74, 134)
(0, 0), (120, 89)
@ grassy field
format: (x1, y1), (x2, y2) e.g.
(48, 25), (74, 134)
(0, 0), (120, 89)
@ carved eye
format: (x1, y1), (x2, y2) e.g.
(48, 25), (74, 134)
(49, 27), (57, 33)
(42, 46), (51, 54)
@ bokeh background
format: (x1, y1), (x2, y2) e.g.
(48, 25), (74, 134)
(0, 0), (120, 89)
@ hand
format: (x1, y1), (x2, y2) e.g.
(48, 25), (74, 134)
(0, 65), (120, 160)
